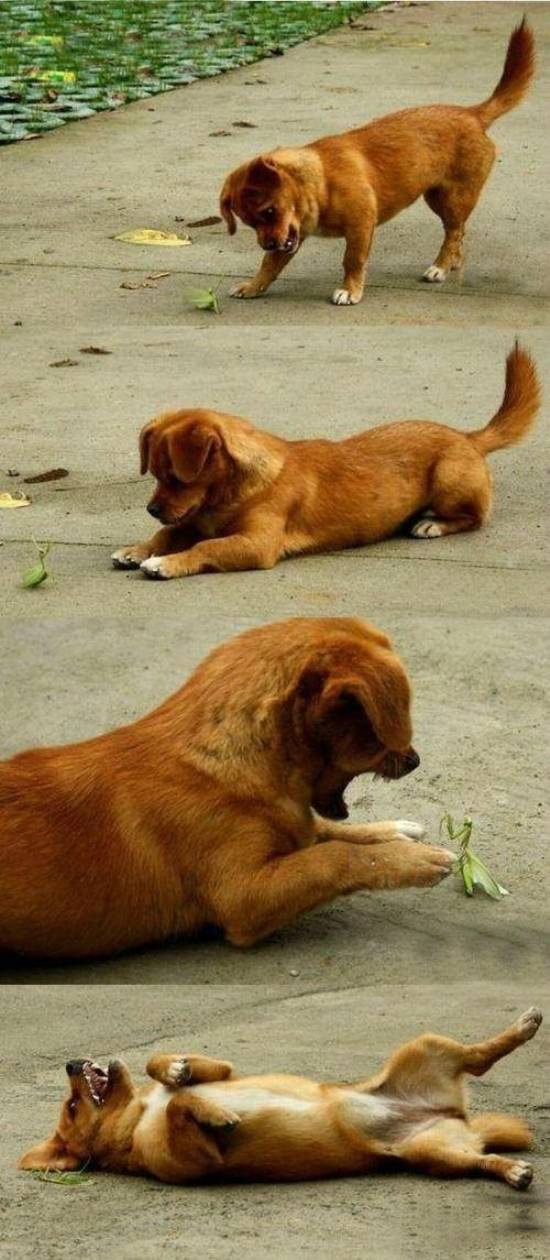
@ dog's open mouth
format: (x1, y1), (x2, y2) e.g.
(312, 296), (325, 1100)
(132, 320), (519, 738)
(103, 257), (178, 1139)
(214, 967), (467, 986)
(82, 1061), (110, 1106)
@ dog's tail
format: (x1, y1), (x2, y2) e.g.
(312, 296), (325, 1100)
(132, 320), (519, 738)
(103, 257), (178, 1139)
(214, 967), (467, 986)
(468, 343), (540, 456)
(471, 1112), (533, 1151)
(472, 19), (535, 129)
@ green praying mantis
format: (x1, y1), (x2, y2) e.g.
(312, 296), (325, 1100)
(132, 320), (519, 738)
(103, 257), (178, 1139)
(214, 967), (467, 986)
(441, 813), (509, 900)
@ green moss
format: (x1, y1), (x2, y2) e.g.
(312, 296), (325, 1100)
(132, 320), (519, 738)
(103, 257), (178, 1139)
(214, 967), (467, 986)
(0, 1), (376, 142)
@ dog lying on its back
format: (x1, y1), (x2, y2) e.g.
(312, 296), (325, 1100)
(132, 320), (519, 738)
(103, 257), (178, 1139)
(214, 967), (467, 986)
(220, 20), (535, 304)
(20, 1008), (542, 1189)
(112, 344), (539, 581)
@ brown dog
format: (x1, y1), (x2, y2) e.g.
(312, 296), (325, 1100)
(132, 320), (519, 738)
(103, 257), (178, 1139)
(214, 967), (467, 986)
(0, 616), (456, 961)
(112, 343), (539, 581)
(219, 20), (535, 304)
(20, 1008), (542, 1189)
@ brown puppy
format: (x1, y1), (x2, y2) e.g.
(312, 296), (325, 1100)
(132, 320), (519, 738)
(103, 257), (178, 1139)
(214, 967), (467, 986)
(20, 1008), (542, 1189)
(219, 20), (535, 304)
(112, 343), (539, 581)
(0, 616), (456, 961)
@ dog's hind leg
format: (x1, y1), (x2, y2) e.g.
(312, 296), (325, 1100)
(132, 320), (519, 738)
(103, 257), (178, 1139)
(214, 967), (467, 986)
(396, 1119), (534, 1190)
(354, 1009), (542, 1103)
(422, 136), (495, 283)
(410, 447), (492, 538)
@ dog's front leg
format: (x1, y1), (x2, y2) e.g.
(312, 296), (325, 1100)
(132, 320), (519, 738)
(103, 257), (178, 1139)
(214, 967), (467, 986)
(314, 818), (426, 846)
(332, 210), (376, 306)
(230, 246), (298, 299)
(147, 1053), (234, 1089)
(164, 1094), (239, 1182)
(140, 530), (283, 580)
(219, 839), (454, 946)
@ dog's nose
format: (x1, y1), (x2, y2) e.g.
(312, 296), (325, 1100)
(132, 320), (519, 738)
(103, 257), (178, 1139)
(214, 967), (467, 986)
(147, 503), (162, 519)
(66, 1060), (85, 1077)
(404, 749), (420, 773)
(264, 238), (277, 252)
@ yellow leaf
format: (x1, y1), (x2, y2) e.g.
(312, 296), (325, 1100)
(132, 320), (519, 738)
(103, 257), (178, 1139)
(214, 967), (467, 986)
(114, 229), (192, 247)
(37, 70), (76, 84)
(0, 492), (31, 508)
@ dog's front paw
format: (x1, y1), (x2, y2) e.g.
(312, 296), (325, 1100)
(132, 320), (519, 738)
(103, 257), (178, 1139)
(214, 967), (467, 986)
(205, 1107), (241, 1130)
(394, 820), (426, 841)
(422, 265), (446, 284)
(112, 545), (151, 569)
(140, 556), (173, 580)
(331, 288), (361, 306)
(166, 1057), (192, 1087)
(230, 281), (265, 300)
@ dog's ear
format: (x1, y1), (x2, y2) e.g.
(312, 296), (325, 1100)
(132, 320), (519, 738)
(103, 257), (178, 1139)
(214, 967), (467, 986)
(246, 157), (281, 195)
(169, 422), (222, 483)
(319, 660), (412, 751)
(18, 1132), (82, 1172)
(139, 422), (154, 475)
(220, 177), (237, 235)
(296, 652), (412, 752)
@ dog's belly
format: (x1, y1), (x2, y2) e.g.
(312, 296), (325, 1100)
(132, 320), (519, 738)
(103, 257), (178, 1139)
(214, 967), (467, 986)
(190, 1083), (318, 1118)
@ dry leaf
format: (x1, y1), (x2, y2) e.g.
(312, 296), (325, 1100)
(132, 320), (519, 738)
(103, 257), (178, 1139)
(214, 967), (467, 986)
(24, 468), (68, 484)
(0, 491), (31, 508)
(114, 229), (191, 247)
(50, 358), (79, 368)
(79, 346), (112, 355)
(232, 120), (257, 128)
(120, 280), (157, 290)
(187, 216), (222, 228)
(209, 129), (231, 137)
(146, 271), (171, 280)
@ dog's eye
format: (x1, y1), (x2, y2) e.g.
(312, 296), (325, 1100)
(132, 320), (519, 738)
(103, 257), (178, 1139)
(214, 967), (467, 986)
(262, 206), (275, 222)
(67, 1098), (78, 1118)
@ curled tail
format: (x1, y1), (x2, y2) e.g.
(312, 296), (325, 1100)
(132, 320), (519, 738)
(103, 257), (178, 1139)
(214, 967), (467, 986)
(471, 1112), (533, 1151)
(468, 342), (540, 456)
(473, 18), (535, 128)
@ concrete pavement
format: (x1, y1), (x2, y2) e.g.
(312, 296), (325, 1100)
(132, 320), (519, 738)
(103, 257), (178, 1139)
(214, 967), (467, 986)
(0, 3), (549, 1256)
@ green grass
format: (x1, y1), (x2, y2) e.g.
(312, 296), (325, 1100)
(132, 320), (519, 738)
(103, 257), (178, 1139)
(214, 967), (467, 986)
(0, 1), (375, 143)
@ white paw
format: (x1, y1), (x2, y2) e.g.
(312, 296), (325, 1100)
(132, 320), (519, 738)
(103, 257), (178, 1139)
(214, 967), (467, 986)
(229, 282), (263, 299)
(166, 1058), (190, 1086)
(140, 556), (170, 579)
(411, 519), (444, 539)
(331, 288), (360, 306)
(517, 1007), (543, 1040)
(422, 265), (446, 283)
(394, 820), (426, 841)
(112, 549), (143, 570)
(506, 1160), (533, 1190)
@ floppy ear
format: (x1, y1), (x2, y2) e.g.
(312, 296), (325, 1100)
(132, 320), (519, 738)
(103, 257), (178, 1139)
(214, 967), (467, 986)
(19, 1132), (82, 1172)
(169, 423), (222, 483)
(246, 157), (281, 194)
(220, 177), (236, 235)
(319, 659), (412, 752)
(139, 422), (154, 475)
